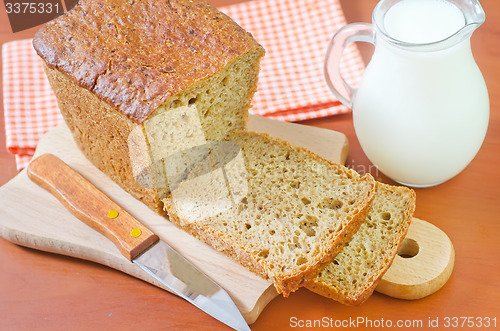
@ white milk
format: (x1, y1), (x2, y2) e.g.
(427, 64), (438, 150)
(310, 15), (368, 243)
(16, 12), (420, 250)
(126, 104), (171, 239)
(384, 0), (465, 43)
(353, 0), (489, 186)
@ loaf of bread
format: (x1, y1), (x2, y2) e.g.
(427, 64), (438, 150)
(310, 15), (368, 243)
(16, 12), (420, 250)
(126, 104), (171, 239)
(163, 131), (376, 297)
(33, 0), (265, 215)
(305, 182), (416, 305)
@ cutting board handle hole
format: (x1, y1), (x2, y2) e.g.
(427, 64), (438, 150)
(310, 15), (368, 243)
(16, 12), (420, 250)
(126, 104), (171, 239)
(397, 238), (419, 259)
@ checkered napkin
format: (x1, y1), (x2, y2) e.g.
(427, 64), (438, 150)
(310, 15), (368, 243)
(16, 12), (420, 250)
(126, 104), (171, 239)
(2, 40), (62, 169)
(221, 0), (364, 121)
(2, 0), (364, 170)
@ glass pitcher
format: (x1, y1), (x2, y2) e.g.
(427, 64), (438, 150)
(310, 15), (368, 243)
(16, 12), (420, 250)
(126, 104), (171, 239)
(325, 0), (489, 187)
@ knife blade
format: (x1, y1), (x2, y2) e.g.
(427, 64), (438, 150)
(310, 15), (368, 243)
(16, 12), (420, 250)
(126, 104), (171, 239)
(27, 153), (250, 331)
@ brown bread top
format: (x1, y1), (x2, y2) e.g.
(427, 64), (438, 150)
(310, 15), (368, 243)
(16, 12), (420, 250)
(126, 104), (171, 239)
(33, 0), (263, 123)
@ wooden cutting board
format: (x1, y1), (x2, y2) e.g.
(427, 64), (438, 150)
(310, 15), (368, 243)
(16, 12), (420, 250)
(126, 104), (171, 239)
(0, 115), (348, 324)
(0, 115), (454, 324)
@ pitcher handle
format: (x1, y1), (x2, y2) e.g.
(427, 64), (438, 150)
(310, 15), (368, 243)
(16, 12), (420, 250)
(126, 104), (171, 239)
(324, 23), (375, 108)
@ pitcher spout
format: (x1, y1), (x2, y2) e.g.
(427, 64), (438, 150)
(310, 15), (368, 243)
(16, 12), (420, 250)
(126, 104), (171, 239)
(454, 0), (485, 38)
(461, 0), (485, 26)
(444, 0), (484, 49)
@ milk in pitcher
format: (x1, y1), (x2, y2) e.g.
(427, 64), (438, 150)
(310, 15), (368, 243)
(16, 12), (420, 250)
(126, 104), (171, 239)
(352, 0), (489, 186)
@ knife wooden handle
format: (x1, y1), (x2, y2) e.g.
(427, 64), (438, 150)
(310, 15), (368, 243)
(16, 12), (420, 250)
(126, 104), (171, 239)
(27, 153), (159, 261)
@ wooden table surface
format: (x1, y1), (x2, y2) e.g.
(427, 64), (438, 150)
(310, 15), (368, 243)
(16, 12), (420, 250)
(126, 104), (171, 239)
(1, 1), (499, 330)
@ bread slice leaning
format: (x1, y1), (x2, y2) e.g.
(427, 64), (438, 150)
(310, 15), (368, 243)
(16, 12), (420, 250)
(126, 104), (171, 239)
(163, 131), (376, 297)
(305, 182), (416, 305)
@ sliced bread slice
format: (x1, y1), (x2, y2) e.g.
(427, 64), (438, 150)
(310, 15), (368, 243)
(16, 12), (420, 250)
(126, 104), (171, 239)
(162, 130), (376, 297)
(305, 182), (416, 305)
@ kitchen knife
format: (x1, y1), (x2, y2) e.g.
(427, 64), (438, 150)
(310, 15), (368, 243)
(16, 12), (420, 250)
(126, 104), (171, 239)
(27, 153), (250, 331)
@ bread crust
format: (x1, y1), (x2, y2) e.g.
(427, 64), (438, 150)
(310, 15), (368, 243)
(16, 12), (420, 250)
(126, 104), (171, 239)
(43, 63), (166, 214)
(305, 183), (416, 305)
(33, 0), (263, 124)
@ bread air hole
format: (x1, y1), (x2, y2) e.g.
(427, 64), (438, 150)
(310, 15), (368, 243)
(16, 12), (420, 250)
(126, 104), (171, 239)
(170, 99), (181, 108)
(292, 236), (301, 249)
(296, 256), (307, 266)
(300, 215), (318, 237)
(380, 212), (391, 220)
(203, 108), (211, 119)
(237, 204), (246, 214)
(321, 197), (343, 210)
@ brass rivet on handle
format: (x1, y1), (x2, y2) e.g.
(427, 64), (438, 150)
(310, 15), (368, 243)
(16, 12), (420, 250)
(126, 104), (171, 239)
(131, 228), (142, 238)
(107, 209), (119, 219)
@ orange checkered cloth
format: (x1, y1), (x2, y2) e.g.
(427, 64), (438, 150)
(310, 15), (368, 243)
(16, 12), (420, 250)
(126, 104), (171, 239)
(2, 0), (364, 170)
